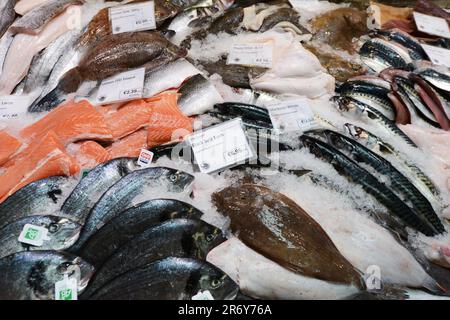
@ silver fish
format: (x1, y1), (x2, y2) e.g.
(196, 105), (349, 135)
(416, 67), (450, 93)
(0, 0), (17, 38)
(0, 32), (14, 74)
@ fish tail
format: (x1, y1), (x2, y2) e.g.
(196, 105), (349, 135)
(423, 277), (449, 296)
(28, 86), (67, 113)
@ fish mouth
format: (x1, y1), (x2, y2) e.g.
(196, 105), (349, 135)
(222, 284), (240, 300)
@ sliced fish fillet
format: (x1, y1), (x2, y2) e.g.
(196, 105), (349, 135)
(146, 91), (193, 147)
(106, 129), (147, 159)
(20, 100), (113, 145)
(67, 140), (111, 170)
(0, 131), (22, 166)
(0, 131), (79, 201)
(14, 0), (50, 15)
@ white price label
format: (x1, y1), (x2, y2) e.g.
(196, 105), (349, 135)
(227, 43), (273, 68)
(188, 118), (255, 174)
(267, 98), (316, 133)
(289, 0), (318, 8)
(55, 275), (78, 301)
(413, 12), (450, 39)
(96, 68), (145, 105)
(137, 149), (154, 167)
(422, 44), (450, 68)
(192, 290), (214, 300)
(109, 1), (156, 34)
(0, 96), (29, 121)
(18, 224), (50, 247)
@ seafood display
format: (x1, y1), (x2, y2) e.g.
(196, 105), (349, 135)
(0, 0), (449, 301)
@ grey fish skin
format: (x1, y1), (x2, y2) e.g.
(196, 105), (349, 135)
(88, 257), (238, 300)
(213, 102), (271, 123)
(78, 199), (204, 267)
(359, 40), (412, 73)
(0, 0), (17, 39)
(372, 29), (428, 61)
(300, 135), (438, 237)
(60, 158), (138, 224)
(81, 218), (225, 298)
(0, 176), (75, 230)
(69, 167), (194, 252)
(0, 216), (81, 259)
(0, 251), (94, 300)
(0, 32), (14, 74)
(322, 130), (445, 236)
(9, 0), (83, 35)
(333, 96), (418, 148)
(343, 123), (439, 203)
(416, 68), (450, 93)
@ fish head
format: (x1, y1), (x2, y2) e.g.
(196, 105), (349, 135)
(55, 255), (95, 292)
(45, 217), (81, 250)
(344, 123), (370, 143)
(211, 186), (251, 213)
(196, 266), (239, 300)
(164, 169), (195, 192)
(192, 225), (226, 259)
(167, 42), (188, 59)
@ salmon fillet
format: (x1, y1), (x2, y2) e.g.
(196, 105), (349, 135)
(107, 129), (147, 158)
(0, 131), (22, 166)
(67, 140), (111, 169)
(0, 131), (79, 201)
(20, 100), (113, 145)
(146, 91), (193, 147)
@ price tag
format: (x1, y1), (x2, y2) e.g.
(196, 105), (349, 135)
(0, 96), (29, 121)
(227, 43), (273, 68)
(96, 68), (145, 105)
(288, 0), (317, 8)
(109, 1), (156, 34)
(55, 274), (78, 301)
(137, 149), (154, 167)
(413, 12), (450, 39)
(421, 44), (450, 68)
(187, 118), (255, 174)
(18, 224), (50, 247)
(267, 98), (317, 133)
(192, 290), (214, 300)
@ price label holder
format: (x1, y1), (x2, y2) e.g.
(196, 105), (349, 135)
(187, 118), (256, 174)
(96, 68), (145, 105)
(0, 96), (29, 121)
(18, 224), (50, 247)
(192, 290), (214, 300)
(55, 274), (78, 301)
(109, 1), (156, 35)
(266, 98), (317, 133)
(137, 149), (154, 167)
(421, 44), (450, 68)
(227, 43), (273, 68)
(413, 12), (450, 39)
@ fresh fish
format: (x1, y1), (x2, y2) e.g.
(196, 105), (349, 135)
(0, 176), (75, 230)
(213, 102), (271, 123)
(344, 123), (440, 205)
(415, 67), (450, 93)
(0, 0), (17, 38)
(31, 32), (187, 112)
(0, 216), (81, 259)
(88, 257), (238, 300)
(166, 8), (204, 45)
(70, 167), (194, 252)
(81, 219), (225, 298)
(10, 0), (82, 35)
(300, 135), (439, 237)
(207, 238), (361, 300)
(359, 39), (411, 73)
(321, 130), (445, 236)
(60, 158), (139, 224)
(372, 29), (428, 60)
(14, 0), (50, 16)
(333, 96), (418, 148)
(0, 32), (14, 74)
(177, 74), (224, 116)
(212, 184), (363, 287)
(338, 81), (396, 120)
(258, 7), (307, 33)
(0, 251), (94, 300)
(78, 199), (204, 267)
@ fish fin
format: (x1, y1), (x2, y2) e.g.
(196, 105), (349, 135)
(423, 277), (449, 296)
(348, 285), (409, 300)
(28, 87), (67, 113)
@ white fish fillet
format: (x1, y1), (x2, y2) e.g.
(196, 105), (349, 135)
(0, 5), (82, 95)
(14, 0), (50, 15)
(207, 237), (360, 300)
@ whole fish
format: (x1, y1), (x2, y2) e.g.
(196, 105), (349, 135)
(81, 219), (225, 298)
(9, 0), (82, 35)
(69, 167), (194, 252)
(0, 216), (81, 259)
(60, 158), (139, 224)
(0, 0), (17, 38)
(88, 257), (238, 300)
(321, 130), (445, 235)
(372, 29), (427, 60)
(0, 176), (75, 230)
(212, 184), (363, 287)
(333, 96), (418, 148)
(78, 199), (204, 267)
(177, 74), (224, 116)
(200, 58), (255, 88)
(416, 67), (450, 93)
(344, 123), (440, 206)
(300, 135), (439, 237)
(31, 32), (187, 112)
(359, 39), (411, 73)
(213, 102), (271, 123)
(0, 251), (94, 300)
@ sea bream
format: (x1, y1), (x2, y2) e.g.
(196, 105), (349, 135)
(0, 0), (17, 39)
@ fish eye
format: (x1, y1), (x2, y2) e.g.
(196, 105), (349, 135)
(48, 223), (59, 233)
(211, 278), (222, 288)
(169, 174), (178, 182)
(206, 233), (216, 242)
(57, 262), (71, 274)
